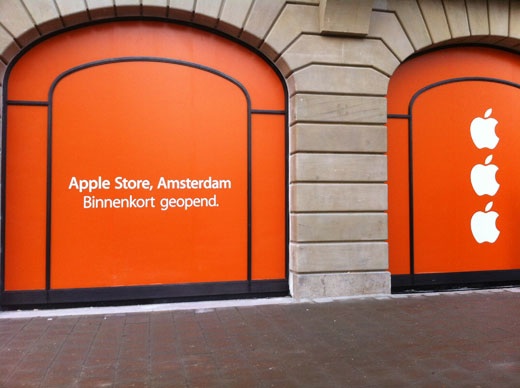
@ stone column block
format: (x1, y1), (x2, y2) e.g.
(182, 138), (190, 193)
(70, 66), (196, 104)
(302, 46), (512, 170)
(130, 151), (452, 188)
(290, 124), (387, 154)
(291, 213), (387, 242)
(290, 271), (391, 299)
(291, 154), (387, 182)
(290, 242), (388, 272)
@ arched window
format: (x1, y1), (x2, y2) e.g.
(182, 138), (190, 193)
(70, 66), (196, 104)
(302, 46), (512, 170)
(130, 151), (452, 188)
(388, 46), (520, 290)
(2, 21), (288, 307)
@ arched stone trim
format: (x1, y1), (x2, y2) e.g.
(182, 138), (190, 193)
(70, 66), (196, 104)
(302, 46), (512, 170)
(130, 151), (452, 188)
(372, 0), (520, 53)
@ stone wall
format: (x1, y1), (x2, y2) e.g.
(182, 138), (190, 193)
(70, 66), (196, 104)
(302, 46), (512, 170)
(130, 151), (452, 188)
(1, 0), (519, 299)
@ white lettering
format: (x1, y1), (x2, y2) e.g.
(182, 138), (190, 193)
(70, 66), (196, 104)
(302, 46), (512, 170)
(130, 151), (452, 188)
(114, 177), (152, 190)
(157, 177), (231, 190)
(159, 195), (219, 211)
(69, 176), (110, 193)
(84, 195), (156, 209)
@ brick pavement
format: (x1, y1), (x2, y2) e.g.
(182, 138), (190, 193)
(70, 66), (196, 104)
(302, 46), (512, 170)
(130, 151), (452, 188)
(1, 289), (520, 387)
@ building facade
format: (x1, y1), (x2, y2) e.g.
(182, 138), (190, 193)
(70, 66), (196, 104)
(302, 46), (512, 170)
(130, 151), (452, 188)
(1, 0), (520, 307)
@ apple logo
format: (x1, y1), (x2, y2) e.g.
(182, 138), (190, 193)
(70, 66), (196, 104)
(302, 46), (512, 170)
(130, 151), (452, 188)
(470, 108), (499, 149)
(471, 201), (500, 243)
(470, 155), (499, 196)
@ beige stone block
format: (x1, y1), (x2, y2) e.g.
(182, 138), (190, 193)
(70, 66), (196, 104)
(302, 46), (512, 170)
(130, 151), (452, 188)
(114, 0), (141, 16)
(0, 0), (39, 46)
(443, 0), (470, 38)
(240, 0), (285, 47)
(466, 0), (489, 35)
(290, 94), (386, 125)
(168, 0), (195, 21)
(0, 61), (6, 81)
(290, 271), (391, 298)
(290, 242), (388, 272)
(217, 0), (253, 36)
(278, 35), (399, 77)
(22, 0), (62, 34)
(319, 0), (372, 36)
(288, 65), (388, 96)
(291, 213), (387, 242)
(291, 153), (387, 182)
(86, 0), (116, 19)
(510, 1), (520, 39)
(368, 11), (414, 62)
(55, 0), (90, 26)
(488, 0), (509, 37)
(193, 0), (222, 27)
(261, 4), (319, 60)
(418, 0), (451, 43)
(142, 0), (168, 17)
(0, 26), (20, 63)
(387, 0), (431, 50)
(290, 124), (386, 153)
(373, 0), (389, 9)
(291, 183), (387, 212)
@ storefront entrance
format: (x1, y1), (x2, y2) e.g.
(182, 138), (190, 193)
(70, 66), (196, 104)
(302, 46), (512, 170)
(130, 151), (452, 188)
(1, 21), (288, 307)
(388, 47), (520, 290)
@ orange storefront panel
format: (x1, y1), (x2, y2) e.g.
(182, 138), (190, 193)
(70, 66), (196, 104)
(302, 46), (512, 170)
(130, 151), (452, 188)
(413, 82), (520, 273)
(251, 114), (287, 280)
(4, 106), (47, 291)
(2, 21), (287, 305)
(388, 47), (520, 286)
(51, 61), (248, 288)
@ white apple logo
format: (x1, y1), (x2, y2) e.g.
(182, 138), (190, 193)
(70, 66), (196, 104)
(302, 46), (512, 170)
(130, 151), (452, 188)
(470, 155), (499, 196)
(470, 108), (499, 149)
(471, 201), (500, 243)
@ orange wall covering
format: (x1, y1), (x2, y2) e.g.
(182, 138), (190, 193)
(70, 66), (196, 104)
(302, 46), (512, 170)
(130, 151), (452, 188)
(4, 21), (287, 291)
(388, 47), (520, 276)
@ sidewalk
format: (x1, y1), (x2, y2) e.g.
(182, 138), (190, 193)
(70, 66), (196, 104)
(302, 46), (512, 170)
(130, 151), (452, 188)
(1, 288), (519, 387)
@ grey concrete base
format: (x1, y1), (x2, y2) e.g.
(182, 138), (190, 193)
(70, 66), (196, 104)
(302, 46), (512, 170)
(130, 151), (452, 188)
(289, 271), (391, 299)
